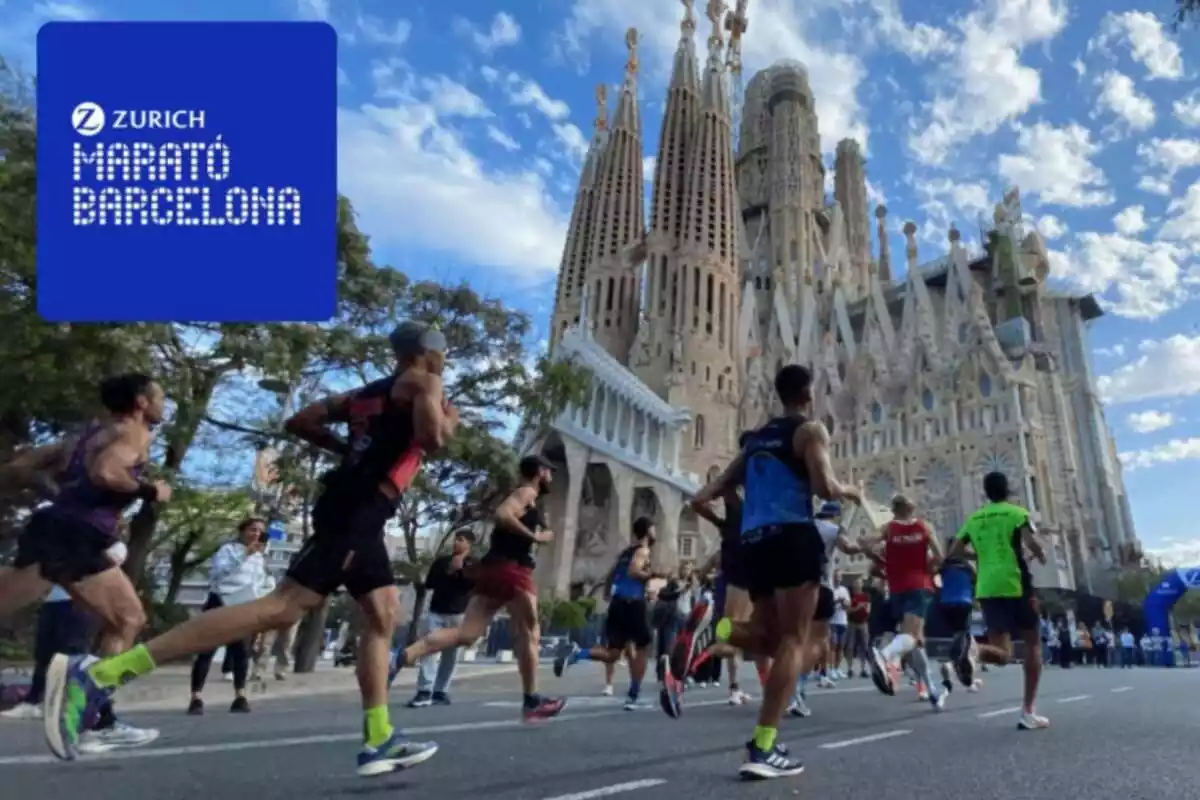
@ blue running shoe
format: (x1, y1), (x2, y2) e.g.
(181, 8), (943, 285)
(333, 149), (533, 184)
(739, 740), (804, 780)
(356, 733), (438, 777)
(43, 654), (110, 761)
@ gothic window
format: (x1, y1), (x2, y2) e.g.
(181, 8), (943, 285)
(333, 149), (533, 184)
(694, 415), (706, 449)
(916, 459), (962, 542)
(922, 388), (935, 411)
(871, 402), (883, 424)
(958, 323), (968, 344)
(824, 415), (835, 434)
(979, 372), (992, 397)
(680, 536), (695, 559)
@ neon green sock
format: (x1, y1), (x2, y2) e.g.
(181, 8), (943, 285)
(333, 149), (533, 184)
(363, 705), (393, 748)
(753, 725), (777, 752)
(715, 617), (733, 643)
(87, 645), (156, 690)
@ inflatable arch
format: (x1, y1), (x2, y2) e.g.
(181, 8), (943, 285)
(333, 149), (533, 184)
(1143, 567), (1200, 641)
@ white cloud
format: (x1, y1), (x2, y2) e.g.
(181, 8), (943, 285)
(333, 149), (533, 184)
(642, 155), (656, 179)
(497, 72), (570, 120)
(1176, 92), (1200, 128)
(1137, 138), (1200, 190)
(337, 63), (567, 278)
(356, 15), (411, 46)
(1094, 70), (1156, 131)
(486, 126), (521, 152)
(1094, 344), (1126, 358)
(1090, 11), (1183, 81)
(1113, 205), (1147, 236)
(1097, 335), (1200, 403)
(1120, 438), (1200, 471)
(552, 122), (589, 162)
(864, 0), (956, 60)
(1139, 175), (1173, 196)
(295, 0), (329, 20)
(1071, 58), (1086, 78)
(1036, 214), (1068, 240)
(997, 122), (1114, 208)
(1159, 181), (1200, 246)
(454, 11), (522, 53)
(907, 0), (1069, 165)
(1126, 410), (1176, 434)
(1050, 233), (1190, 320)
(32, 1), (93, 20)
(866, 179), (887, 208)
(1146, 537), (1200, 568)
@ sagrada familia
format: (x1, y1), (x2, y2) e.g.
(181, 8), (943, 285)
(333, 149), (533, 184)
(518, 0), (1142, 602)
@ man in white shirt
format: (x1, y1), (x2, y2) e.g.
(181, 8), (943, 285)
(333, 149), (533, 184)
(829, 571), (851, 680)
(1119, 628), (1135, 668)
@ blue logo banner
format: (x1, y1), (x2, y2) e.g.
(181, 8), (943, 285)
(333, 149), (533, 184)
(1144, 568), (1188, 637)
(36, 21), (338, 322)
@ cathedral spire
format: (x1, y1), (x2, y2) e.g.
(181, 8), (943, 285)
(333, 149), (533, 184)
(650, 4), (701, 243)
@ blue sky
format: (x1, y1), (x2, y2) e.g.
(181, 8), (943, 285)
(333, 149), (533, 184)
(4, 0), (1200, 564)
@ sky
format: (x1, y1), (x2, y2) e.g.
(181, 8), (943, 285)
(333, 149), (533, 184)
(3, 0), (1200, 566)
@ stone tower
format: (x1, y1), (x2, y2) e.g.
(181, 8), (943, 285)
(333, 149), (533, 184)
(549, 87), (610, 348)
(631, 1), (700, 396)
(584, 29), (646, 361)
(833, 138), (871, 299)
(668, 0), (742, 477)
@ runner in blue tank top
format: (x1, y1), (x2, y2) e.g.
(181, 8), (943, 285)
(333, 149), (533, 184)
(0, 373), (169, 755)
(664, 365), (862, 781)
(554, 517), (663, 710)
(936, 546), (981, 693)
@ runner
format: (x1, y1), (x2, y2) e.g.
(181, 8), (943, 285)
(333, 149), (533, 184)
(0, 373), (167, 753)
(393, 454), (566, 723)
(946, 472), (1048, 730)
(936, 541), (982, 693)
(865, 494), (947, 710)
(554, 517), (659, 710)
(663, 364), (862, 780)
(43, 323), (453, 775)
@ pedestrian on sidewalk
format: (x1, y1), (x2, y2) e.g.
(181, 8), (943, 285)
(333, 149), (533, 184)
(407, 528), (476, 708)
(188, 518), (269, 715)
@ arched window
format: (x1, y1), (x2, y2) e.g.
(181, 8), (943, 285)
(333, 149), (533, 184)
(694, 415), (706, 449)
(922, 388), (935, 411)
(979, 372), (993, 397)
(871, 402), (883, 424)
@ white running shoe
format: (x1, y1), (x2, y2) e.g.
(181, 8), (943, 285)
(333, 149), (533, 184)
(939, 662), (955, 694)
(969, 679), (983, 692)
(817, 677), (836, 689)
(1, 702), (42, 720)
(601, 685), (614, 697)
(78, 722), (161, 754)
(728, 689), (751, 706)
(1017, 712), (1049, 730)
(787, 695), (812, 718)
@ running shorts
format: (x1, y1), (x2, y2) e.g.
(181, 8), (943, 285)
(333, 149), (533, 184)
(829, 622), (848, 645)
(285, 486), (397, 600)
(470, 557), (535, 605)
(940, 603), (972, 635)
(13, 510), (117, 586)
(720, 540), (749, 590)
(889, 589), (933, 622)
(979, 593), (1039, 636)
(813, 585), (835, 622)
(742, 523), (825, 600)
(604, 597), (653, 650)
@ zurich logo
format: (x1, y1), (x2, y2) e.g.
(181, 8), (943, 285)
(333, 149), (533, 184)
(71, 102), (106, 136)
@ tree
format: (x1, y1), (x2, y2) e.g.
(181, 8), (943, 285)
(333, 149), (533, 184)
(148, 485), (256, 606)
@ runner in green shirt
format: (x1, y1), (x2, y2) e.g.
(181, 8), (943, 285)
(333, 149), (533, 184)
(947, 472), (1049, 731)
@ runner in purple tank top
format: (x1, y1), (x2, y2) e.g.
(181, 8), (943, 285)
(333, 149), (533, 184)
(0, 373), (170, 753)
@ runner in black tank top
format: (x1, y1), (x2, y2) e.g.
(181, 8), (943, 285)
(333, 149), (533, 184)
(553, 517), (659, 710)
(45, 324), (454, 779)
(397, 452), (567, 722)
(4, 373), (168, 755)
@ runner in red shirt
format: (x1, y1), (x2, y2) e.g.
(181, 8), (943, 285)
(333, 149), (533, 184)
(866, 494), (946, 710)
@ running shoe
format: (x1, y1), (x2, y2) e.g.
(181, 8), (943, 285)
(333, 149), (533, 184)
(787, 695), (812, 718)
(817, 676), (836, 689)
(553, 642), (580, 677)
(1, 702), (42, 720)
(43, 654), (111, 761)
(939, 661), (954, 695)
(928, 685), (947, 711)
(659, 673), (684, 719)
(1017, 712), (1050, 730)
(601, 685), (614, 697)
(356, 734), (438, 777)
(867, 647), (895, 696)
(431, 692), (451, 706)
(407, 691), (433, 708)
(77, 721), (160, 754)
(728, 689), (751, 706)
(522, 695), (567, 723)
(950, 632), (975, 686)
(230, 696), (251, 713)
(968, 679), (983, 693)
(739, 741), (804, 780)
(669, 601), (713, 682)
(623, 698), (650, 711)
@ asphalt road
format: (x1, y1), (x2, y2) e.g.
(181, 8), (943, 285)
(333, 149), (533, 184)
(0, 662), (1195, 800)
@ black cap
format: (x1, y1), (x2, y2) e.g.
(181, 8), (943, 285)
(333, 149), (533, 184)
(519, 453), (555, 477)
(983, 471), (1011, 501)
(389, 321), (446, 357)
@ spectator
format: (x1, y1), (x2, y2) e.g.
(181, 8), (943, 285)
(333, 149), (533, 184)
(1091, 623), (1109, 668)
(407, 529), (477, 708)
(844, 577), (871, 678)
(1119, 627), (1135, 668)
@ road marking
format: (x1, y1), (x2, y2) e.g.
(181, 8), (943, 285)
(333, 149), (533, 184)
(1111, 686), (1133, 693)
(540, 779), (666, 800)
(1057, 694), (1090, 704)
(819, 729), (911, 749)
(977, 706), (1022, 718)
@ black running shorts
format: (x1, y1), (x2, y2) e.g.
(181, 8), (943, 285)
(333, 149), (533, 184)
(13, 510), (117, 586)
(604, 597), (653, 650)
(940, 603), (972, 635)
(979, 594), (1039, 636)
(742, 523), (826, 600)
(813, 585), (835, 622)
(285, 486), (397, 600)
(720, 540), (749, 590)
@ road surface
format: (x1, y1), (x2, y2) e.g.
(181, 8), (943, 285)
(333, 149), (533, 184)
(0, 662), (1194, 800)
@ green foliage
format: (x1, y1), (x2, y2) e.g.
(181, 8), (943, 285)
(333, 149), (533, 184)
(539, 594), (592, 633)
(149, 485), (256, 600)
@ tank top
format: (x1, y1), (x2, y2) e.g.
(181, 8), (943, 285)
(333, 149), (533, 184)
(739, 415), (812, 538)
(884, 519), (934, 594)
(327, 376), (419, 497)
(609, 545), (647, 600)
(815, 518), (840, 587)
(939, 561), (974, 605)
(485, 503), (541, 568)
(50, 423), (144, 538)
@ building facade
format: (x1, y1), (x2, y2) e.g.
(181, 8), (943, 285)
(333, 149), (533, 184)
(526, 0), (1141, 600)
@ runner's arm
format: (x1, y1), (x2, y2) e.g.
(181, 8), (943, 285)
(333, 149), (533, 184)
(690, 500), (724, 529)
(795, 422), (861, 504)
(493, 485), (542, 540)
(88, 427), (152, 494)
(925, 522), (945, 568)
(946, 525), (972, 560)
(1018, 520), (1046, 564)
(284, 392), (353, 456)
(628, 546), (654, 582)
(691, 455), (745, 507)
(835, 530), (860, 555)
(405, 372), (457, 452)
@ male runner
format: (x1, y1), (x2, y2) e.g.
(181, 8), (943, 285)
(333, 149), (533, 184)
(666, 364), (861, 780)
(0, 373), (168, 753)
(866, 494), (947, 710)
(937, 541), (981, 693)
(946, 472), (1048, 730)
(394, 454), (566, 722)
(554, 517), (658, 710)
(44, 324), (454, 775)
